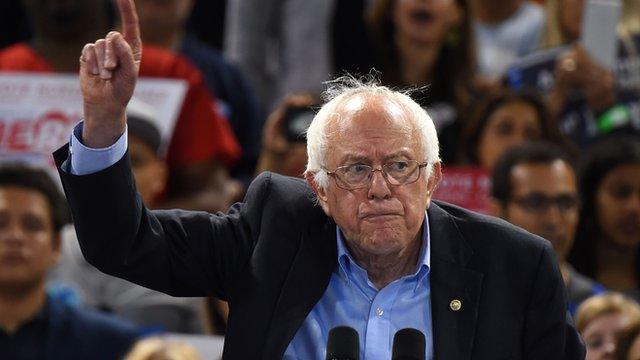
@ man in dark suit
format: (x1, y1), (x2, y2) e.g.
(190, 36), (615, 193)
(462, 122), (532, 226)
(54, 0), (585, 358)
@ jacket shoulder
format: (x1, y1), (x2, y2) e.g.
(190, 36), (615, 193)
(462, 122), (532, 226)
(433, 201), (552, 261)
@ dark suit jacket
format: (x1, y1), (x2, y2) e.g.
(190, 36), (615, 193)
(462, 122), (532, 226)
(54, 146), (585, 359)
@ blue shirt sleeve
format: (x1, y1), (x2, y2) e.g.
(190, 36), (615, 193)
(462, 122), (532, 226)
(68, 121), (128, 175)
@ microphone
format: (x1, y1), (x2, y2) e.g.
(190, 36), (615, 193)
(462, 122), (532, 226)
(325, 326), (359, 360)
(392, 328), (426, 360)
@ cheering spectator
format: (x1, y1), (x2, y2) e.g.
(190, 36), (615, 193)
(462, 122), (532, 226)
(368, 0), (479, 164)
(569, 135), (640, 301)
(0, 164), (139, 359)
(491, 141), (603, 313)
(576, 293), (640, 360)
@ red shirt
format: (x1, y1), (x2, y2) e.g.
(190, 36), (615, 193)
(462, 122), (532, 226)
(0, 43), (241, 168)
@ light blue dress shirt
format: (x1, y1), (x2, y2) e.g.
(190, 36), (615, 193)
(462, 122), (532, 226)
(284, 220), (433, 360)
(67, 122), (434, 359)
(67, 122), (128, 175)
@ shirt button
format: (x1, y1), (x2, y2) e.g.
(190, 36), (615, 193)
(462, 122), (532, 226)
(375, 307), (384, 316)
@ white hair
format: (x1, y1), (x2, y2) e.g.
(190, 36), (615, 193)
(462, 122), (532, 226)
(305, 75), (441, 190)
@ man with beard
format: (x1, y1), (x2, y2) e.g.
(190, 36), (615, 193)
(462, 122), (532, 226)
(491, 141), (604, 314)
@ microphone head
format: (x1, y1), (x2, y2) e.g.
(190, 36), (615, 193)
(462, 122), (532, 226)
(326, 326), (359, 360)
(392, 328), (426, 360)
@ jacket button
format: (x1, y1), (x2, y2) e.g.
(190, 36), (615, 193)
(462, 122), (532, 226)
(450, 299), (462, 311)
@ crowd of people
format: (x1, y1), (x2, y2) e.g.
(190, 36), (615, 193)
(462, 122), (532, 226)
(0, 0), (639, 359)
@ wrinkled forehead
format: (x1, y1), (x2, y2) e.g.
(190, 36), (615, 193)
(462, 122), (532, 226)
(326, 93), (416, 140)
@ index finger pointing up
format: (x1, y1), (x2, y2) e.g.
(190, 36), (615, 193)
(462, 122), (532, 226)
(117, 0), (142, 62)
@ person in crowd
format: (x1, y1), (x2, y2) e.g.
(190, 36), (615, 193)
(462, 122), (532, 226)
(470, 0), (545, 80)
(368, 0), (480, 165)
(125, 337), (202, 360)
(50, 112), (206, 334)
(255, 95), (316, 178)
(576, 293), (640, 360)
(135, 0), (263, 184)
(569, 135), (640, 301)
(491, 141), (604, 314)
(224, 0), (336, 112)
(0, 164), (140, 359)
(54, 2), (585, 357)
(0, 0), (241, 213)
(538, 0), (640, 140)
(462, 89), (570, 170)
(614, 318), (640, 360)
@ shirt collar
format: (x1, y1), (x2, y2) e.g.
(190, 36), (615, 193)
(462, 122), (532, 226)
(336, 211), (431, 287)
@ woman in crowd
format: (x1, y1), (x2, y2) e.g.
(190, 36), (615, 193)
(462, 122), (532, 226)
(368, 0), (481, 164)
(569, 135), (640, 300)
(576, 293), (640, 360)
(461, 89), (570, 170)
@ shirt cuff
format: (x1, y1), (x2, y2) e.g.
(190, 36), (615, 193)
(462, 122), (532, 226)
(68, 121), (128, 175)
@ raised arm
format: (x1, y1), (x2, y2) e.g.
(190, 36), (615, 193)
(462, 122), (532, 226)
(80, 0), (142, 148)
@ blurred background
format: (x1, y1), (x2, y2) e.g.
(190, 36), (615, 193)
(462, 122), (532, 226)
(0, 0), (639, 359)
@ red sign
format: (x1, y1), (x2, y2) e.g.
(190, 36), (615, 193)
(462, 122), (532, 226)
(433, 166), (492, 214)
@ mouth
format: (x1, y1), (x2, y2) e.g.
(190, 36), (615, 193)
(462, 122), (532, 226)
(361, 213), (402, 222)
(1, 252), (28, 264)
(410, 9), (434, 26)
(617, 218), (640, 236)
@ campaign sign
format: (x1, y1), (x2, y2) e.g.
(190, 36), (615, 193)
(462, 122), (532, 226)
(0, 72), (187, 167)
(432, 166), (492, 214)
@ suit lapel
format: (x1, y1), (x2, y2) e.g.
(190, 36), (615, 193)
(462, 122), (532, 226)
(428, 203), (484, 360)
(263, 213), (337, 359)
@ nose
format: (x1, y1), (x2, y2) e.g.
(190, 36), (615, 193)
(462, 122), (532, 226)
(368, 168), (391, 200)
(0, 220), (26, 245)
(627, 191), (640, 212)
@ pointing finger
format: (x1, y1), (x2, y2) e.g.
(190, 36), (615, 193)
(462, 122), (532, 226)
(117, 0), (142, 63)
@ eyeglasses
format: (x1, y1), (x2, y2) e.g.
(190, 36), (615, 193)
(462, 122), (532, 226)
(324, 160), (428, 190)
(512, 194), (579, 214)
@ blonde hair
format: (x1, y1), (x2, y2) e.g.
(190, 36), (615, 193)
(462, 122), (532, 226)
(575, 293), (640, 333)
(124, 337), (202, 360)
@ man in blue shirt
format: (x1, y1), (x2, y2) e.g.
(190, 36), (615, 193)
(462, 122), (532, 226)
(0, 164), (140, 360)
(54, 0), (586, 358)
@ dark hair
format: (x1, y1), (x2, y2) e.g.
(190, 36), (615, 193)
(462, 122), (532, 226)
(462, 88), (573, 165)
(128, 115), (162, 156)
(368, 0), (475, 107)
(491, 140), (574, 204)
(568, 134), (640, 281)
(614, 319), (640, 360)
(0, 164), (70, 235)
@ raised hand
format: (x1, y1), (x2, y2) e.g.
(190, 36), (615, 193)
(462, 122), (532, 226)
(79, 0), (142, 148)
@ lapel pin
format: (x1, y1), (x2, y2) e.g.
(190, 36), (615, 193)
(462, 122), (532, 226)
(449, 299), (462, 311)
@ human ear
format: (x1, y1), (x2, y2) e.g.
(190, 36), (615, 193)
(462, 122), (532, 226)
(305, 172), (331, 217)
